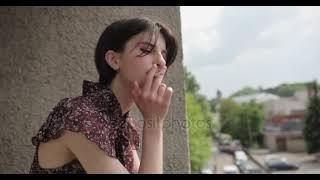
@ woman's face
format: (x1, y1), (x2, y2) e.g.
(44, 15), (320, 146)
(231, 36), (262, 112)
(117, 31), (167, 87)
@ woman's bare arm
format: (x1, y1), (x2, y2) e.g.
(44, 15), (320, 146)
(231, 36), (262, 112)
(138, 128), (163, 173)
(63, 129), (164, 174)
(63, 130), (130, 174)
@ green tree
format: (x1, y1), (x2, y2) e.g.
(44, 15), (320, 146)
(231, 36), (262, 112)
(264, 82), (307, 97)
(186, 92), (212, 173)
(303, 81), (320, 154)
(219, 98), (240, 136)
(234, 101), (264, 147)
(231, 82), (317, 98)
(184, 66), (217, 173)
(219, 99), (264, 148)
(184, 66), (200, 95)
(184, 66), (217, 136)
(209, 98), (219, 113)
(197, 94), (219, 138)
(230, 86), (259, 98)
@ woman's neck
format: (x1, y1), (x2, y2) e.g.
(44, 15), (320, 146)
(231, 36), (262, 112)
(109, 76), (134, 115)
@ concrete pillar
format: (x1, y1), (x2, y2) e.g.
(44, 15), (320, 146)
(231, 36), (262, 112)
(0, 6), (190, 173)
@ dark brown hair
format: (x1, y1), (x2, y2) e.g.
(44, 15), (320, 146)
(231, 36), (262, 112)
(94, 17), (178, 85)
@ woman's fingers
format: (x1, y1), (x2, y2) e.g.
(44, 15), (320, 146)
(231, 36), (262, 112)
(163, 87), (173, 105)
(151, 67), (167, 96)
(157, 83), (167, 98)
(132, 75), (173, 122)
(142, 64), (157, 93)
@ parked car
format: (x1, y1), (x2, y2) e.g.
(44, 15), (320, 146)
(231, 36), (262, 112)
(201, 168), (214, 174)
(234, 151), (248, 162)
(223, 165), (240, 174)
(264, 155), (299, 171)
(219, 140), (242, 154)
(234, 150), (248, 172)
(218, 134), (232, 146)
(235, 151), (248, 164)
(243, 164), (264, 174)
(219, 145), (234, 154)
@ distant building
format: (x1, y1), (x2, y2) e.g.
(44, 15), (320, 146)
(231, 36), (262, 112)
(231, 91), (307, 152)
(263, 90), (309, 152)
(232, 92), (280, 104)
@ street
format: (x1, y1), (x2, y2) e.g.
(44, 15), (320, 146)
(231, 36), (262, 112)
(250, 149), (320, 174)
(203, 142), (320, 174)
(210, 143), (264, 174)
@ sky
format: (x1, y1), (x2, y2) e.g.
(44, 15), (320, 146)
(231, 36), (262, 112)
(180, 6), (320, 99)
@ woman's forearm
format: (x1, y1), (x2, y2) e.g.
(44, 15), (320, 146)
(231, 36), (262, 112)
(138, 125), (163, 174)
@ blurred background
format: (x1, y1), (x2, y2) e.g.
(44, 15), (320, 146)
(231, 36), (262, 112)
(181, 6), (320, 174)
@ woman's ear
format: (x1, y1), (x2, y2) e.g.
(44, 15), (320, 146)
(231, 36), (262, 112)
(105, 50), (120, 71)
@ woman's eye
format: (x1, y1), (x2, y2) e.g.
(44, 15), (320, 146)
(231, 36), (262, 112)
(140, 48), (151, 54)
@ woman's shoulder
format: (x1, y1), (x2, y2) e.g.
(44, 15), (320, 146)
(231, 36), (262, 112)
(32, 95), (107, 145)
(55, 95), (104, 119)
(58, 95), (94, 110)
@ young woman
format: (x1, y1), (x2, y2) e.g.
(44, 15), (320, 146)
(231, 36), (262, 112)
(29, 17), (178, 174)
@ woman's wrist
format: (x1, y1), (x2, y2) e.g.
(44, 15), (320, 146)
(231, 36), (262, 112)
(143, 117), (164, 130)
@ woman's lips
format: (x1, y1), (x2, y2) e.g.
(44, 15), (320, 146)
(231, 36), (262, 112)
(155, 67), (167, 77)
(146, 66), (167, 76)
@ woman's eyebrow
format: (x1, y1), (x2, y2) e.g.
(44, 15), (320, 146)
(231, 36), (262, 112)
(137, 42), (156, 48)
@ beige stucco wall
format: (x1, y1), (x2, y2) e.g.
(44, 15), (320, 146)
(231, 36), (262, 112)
(286, 139), (306, 153)
(264, 133), (306, 153)
(264, 134), (277, 152)
(0, 6), (190, 174)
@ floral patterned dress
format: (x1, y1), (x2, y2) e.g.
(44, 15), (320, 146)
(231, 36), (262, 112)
(29, 80), (140, 174)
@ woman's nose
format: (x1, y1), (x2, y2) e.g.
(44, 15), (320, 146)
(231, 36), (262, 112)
(155, 52), (166, 67)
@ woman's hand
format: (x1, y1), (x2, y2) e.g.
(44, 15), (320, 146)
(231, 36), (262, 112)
(131, 64), (173, 129)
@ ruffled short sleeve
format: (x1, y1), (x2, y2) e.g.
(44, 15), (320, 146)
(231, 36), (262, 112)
(32, 97), (117, 158)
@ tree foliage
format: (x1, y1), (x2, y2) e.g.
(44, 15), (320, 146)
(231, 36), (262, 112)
(184, 66), (200, 95)
(219, 98), (240, 135)
(230, 86), (260, 98)
(303, 81), (320, 154)
(219, 99), (264, 147)
(186, 93), (212, 172)
(235, 101), (264, 147)
(184, 66), (217, 173)
(264, 83), (307, 97)
(230, 82), (319, 98)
